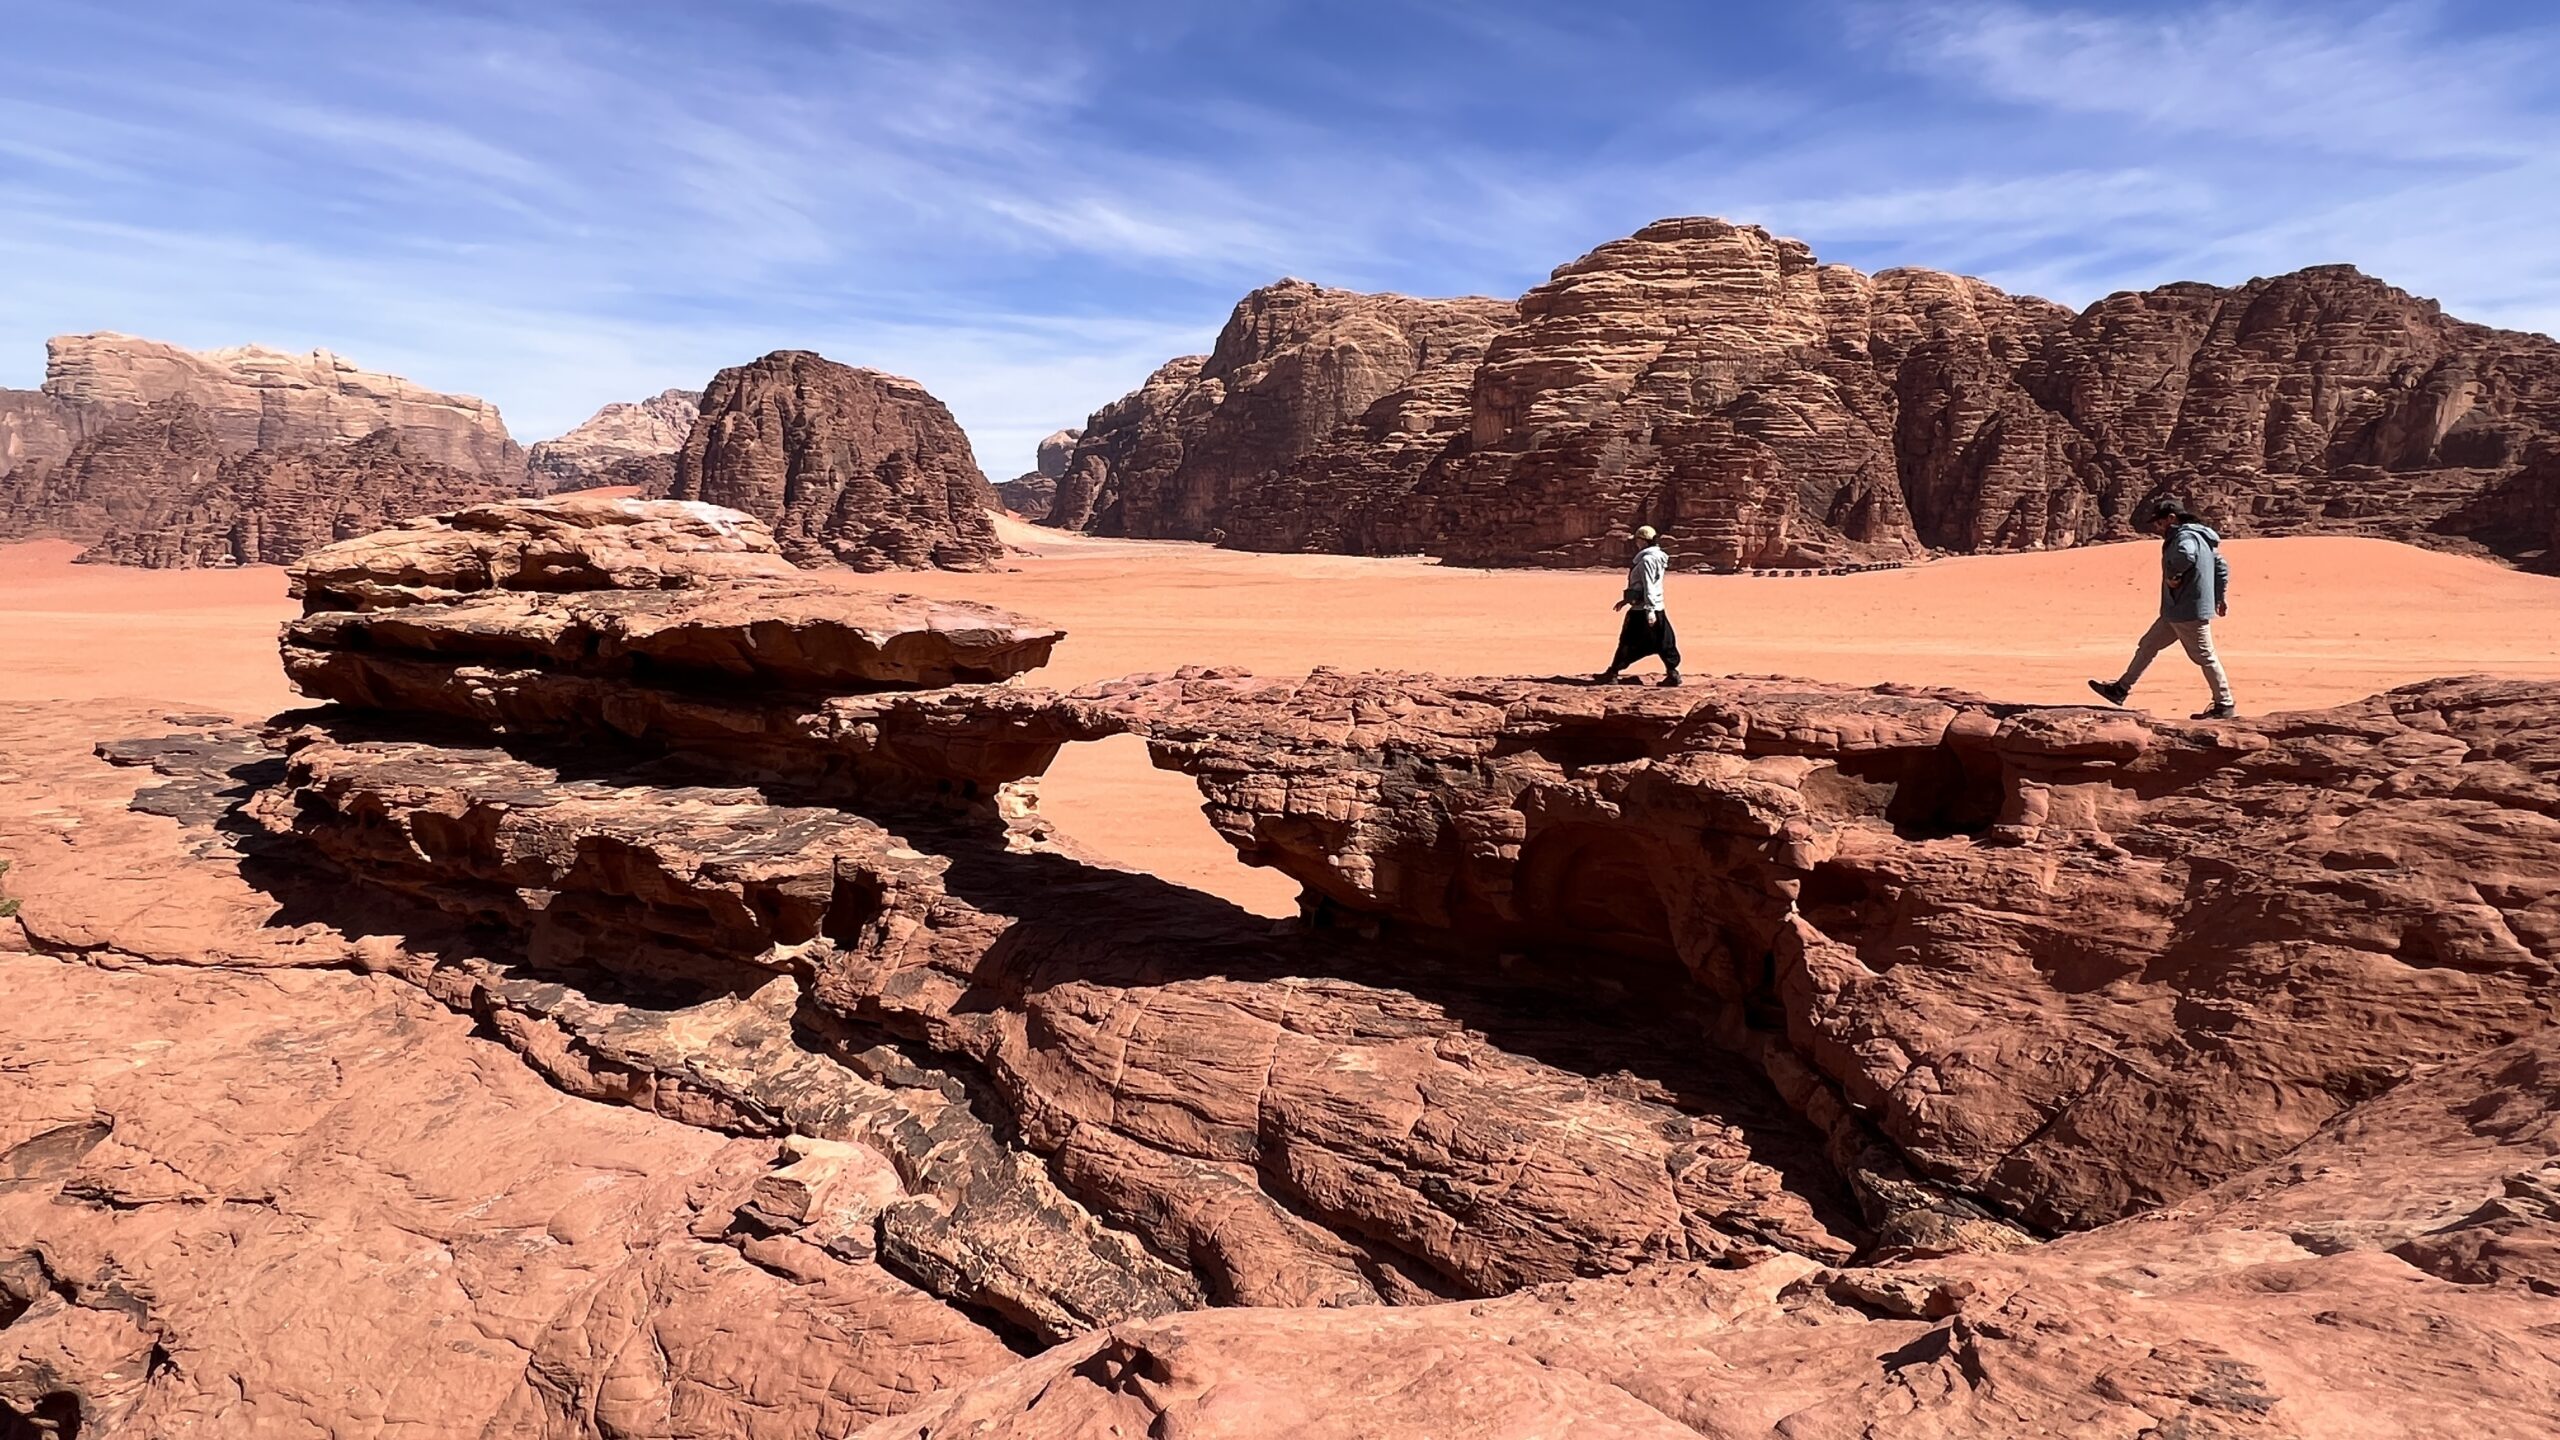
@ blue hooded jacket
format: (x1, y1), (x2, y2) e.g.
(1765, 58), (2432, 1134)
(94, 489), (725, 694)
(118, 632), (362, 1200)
(2160, 522), (2228, 623)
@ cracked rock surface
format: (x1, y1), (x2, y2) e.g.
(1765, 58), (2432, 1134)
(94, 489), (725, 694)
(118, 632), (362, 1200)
(2, 497), (2554, 1437)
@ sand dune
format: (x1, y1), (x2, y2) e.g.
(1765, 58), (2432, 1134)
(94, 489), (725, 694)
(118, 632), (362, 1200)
(7, 526), (2556, 914)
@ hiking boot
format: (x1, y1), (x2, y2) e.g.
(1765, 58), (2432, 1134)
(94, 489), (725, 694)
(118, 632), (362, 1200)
(1659, 670), (1683, 687)
(2086, 679), (2130, 707)
(2191, 703), (2239, 720)
(1594, 670), (1620, 686)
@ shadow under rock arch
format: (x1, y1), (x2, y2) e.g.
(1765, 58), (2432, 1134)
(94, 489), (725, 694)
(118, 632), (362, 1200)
(193, 708), (1867, 1274)
(911, 825), (1864, 1243)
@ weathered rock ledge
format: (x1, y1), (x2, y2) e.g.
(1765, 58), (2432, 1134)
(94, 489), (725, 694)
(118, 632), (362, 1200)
(1, 497), (2552, 1437)
(1095, 667), (2560, 1231)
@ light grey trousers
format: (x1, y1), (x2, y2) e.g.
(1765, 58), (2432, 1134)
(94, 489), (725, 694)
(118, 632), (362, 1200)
(2115, 616), (2235, 707)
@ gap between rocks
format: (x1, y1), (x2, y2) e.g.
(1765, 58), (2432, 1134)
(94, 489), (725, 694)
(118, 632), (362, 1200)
(1033, 733), (1299, 919)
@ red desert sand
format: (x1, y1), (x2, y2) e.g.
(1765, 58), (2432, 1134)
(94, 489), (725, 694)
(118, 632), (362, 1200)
(6, 516), (2558, 915)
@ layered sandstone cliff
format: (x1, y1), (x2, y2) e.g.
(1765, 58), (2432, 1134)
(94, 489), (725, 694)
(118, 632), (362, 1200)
(1055, 218), (2560, 570)
(83, 427), (524, 569)
(1044, 279), (1515, 538)
(0, 399), (228, 543)
(526, 387), (703, 493)
(0, 388), (96, 479)
(0, 399), (520, 567)
(2, 502), (2553, 1436)
(37, 331), (521, 473)
(0, 332), (532, 565)
(671, 352), (1003, 570)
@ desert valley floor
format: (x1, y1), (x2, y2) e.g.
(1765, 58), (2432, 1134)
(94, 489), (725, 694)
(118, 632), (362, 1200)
(8, 518), (2558, 914)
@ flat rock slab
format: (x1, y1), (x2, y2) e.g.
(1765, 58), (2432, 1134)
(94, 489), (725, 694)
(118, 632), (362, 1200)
(289, 583), (1064, 690)
(289, 494), (800, 610)
(0, 953), (1015, 1438)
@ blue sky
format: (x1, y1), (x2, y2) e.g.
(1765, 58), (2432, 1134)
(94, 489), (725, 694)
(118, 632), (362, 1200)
(4, 1), (2555, 472)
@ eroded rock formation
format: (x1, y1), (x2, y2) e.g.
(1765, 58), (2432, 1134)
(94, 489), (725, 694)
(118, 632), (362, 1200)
(0, 399), (523, 567)
(38, 331), (521, 473)
(81, 424), (524, 568)
(1099, 667), (2560, 1232)
(0, 399), (228, 544)
(527, 387), (703, 494)
(1044, 279), (1515, 538)
(1, 498), (2553, 1436)
(994, 427), (1081, 520)
(1055, 218), (2560, 570)
(0, 388), (96, 479)
(857, 1023), (2560, 1438)
(671, 351), (1002, 571)
(0, 333), (533, 565)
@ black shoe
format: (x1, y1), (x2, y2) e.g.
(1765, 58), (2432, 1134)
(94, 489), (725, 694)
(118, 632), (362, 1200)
(1594, 670), (1619, 686)
(2087, 680), (2129, 707)
(1659, 671), (1683, 687)
(2191, 703), (2238, 720)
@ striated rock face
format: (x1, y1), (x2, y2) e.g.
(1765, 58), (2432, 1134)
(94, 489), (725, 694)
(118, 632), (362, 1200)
(527, 387), (703, 494)
(671, 351), (1002, 571)
(40, 331), (522, 473)
(1099, 668), (2560, 1234)
(1043, 357), (1201, 533)
(1057, 218), (2560, 570)
(0, 398), (519, 567)
(0, 332), (536, 564)
(1409, 221), (2054, 568)
(994, 428), (1081, 520)
(287, 493), (800, 609)
(74, 425), (523, 568)
(279, 498), (1071, 799)
(859, 1024), (2560, 1439)
(1043, 280), (1516, 539)
(0, 388), (95, 479)
(0, 399), (228, 544)
(5, 504), (2557, 1434)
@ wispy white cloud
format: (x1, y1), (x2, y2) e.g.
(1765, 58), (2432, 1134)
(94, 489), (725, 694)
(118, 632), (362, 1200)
(1843, 2), (2560, 319)
(1871, 1), (2550, 162)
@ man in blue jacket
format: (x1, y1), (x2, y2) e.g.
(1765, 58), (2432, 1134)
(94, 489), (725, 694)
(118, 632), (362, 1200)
(2089, 499), (2238, 718)
(1598, 524), (1681, 687)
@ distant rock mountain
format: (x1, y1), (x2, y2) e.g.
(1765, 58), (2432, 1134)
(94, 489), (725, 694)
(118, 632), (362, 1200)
(669, 350), (1001, 571)
(0, 330), (531, 567)
(84, 426), (520, 569)
(1045, 279), (1516, 540)
(0, 398), (227, 544)
(33, 331), (521, 474)
(526, 387), (703, 494)
(1050, 218), (2560, 570)
(0, 398), (519, 568)
(994, 427), (1082, 519)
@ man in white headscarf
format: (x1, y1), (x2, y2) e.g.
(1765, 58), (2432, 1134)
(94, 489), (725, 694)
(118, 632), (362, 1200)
(1597, 524), (1681, 687)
